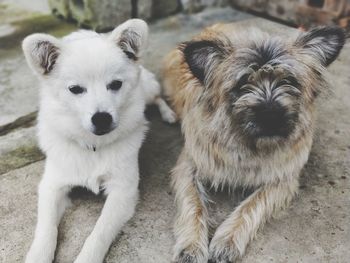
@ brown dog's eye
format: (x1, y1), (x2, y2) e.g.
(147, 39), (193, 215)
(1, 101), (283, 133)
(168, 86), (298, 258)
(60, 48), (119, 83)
(231, 73), (251, 99)
(236, 73), (250, 89)
(278, 76), (299, 87)
(107, 80), (123, 91)
(69, 85), (86, 95)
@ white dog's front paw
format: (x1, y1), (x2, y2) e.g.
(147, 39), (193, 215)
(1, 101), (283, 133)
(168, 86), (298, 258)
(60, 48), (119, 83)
(74, 238), (104, 263)
(74, 253), (91, 263)
(74, 251), (103, 263)
(25, 244), (55, 263)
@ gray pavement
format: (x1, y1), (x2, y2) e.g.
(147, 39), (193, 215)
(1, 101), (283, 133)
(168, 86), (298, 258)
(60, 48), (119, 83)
(0, 4), (349, 263)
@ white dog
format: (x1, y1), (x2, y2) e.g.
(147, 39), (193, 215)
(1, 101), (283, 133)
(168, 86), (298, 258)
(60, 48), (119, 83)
(22, 19), (175, 263)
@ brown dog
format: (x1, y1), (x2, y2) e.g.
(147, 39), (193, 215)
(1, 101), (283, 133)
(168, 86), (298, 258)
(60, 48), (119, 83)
(162, 24), (346, 262)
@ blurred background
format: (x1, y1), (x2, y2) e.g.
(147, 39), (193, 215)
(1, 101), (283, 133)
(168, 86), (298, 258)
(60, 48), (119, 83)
(0, 1), (349, 263)
(1, 0), (349, 31)
(50, 0), (350, 31)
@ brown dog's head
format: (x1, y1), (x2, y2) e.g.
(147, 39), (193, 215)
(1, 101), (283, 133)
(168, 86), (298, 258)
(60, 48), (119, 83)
(181, 26), (346, 148)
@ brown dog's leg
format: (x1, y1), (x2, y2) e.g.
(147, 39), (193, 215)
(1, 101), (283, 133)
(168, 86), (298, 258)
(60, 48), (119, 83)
(172, 150), (210, 263)
(209, 179), (299, 262)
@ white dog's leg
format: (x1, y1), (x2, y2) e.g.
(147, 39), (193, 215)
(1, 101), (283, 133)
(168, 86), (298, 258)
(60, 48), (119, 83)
(74, 181), (138, 263)
(155, 96), (177, 123)
(25, 173), (71, 263)
(140, 66), (177, 123)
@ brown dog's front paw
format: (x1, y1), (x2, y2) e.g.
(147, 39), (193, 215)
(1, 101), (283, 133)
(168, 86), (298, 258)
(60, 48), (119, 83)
(174, 247), (209, 263)
(209, 238), (240, 263)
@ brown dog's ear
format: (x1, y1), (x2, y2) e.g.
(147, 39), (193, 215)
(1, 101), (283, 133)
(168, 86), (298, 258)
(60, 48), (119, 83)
(294, 26), (346, 67)
(22, 34), (60, 75)
(181, 40), (226, 84)
(109, 19), (148, 61)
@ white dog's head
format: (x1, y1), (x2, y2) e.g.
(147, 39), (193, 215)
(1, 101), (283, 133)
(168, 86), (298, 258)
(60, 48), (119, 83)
(23, 19), (148, 146)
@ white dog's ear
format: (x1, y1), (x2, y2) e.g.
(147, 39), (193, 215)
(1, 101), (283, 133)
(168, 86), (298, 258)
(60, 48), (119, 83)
(294, 26), (346, 67)
(109, 19), (149, 60)
(22, 33), (60, 75)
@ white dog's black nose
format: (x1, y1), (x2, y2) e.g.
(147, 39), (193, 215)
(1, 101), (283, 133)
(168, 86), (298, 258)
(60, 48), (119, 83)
(91, 112), (113, 135)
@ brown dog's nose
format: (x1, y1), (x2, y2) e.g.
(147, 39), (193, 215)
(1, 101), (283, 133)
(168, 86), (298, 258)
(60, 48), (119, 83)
(253, 104), (289, 137)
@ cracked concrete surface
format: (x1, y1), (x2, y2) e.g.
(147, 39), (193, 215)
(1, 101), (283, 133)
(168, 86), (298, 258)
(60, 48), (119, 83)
(0, 3), (349, 263)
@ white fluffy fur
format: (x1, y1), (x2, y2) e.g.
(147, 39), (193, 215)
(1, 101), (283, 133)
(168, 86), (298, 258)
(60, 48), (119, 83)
(22, 19), (175, 263)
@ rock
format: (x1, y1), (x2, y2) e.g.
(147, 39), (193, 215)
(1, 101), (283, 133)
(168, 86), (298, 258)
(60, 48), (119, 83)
(48, 0), (179, 27)
(152, 0), (180, 18)
(0, 125), (44, 175)
(48, 0), (133, 31)
(230, 0), (349, 28)
(48, 0), (71, 18)
(181, 0), (229, 13)
(0, 0), (50, 16)
(0, 51), (39, 126)
(137, 0), (152, 20)
(70, 0), (132, 31)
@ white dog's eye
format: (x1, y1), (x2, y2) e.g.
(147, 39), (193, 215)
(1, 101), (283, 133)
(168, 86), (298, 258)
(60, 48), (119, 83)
(107, 80), (123, 91)
(68, 85), (86, 95)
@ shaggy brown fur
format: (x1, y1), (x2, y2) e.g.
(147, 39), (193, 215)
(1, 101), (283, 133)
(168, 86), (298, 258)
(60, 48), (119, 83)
(162, 24), (346, 263)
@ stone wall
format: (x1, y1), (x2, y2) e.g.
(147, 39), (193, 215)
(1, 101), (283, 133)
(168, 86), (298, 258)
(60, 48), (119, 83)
(230, 0), (350, 29)
(48, 0), (229, 31)
(49, 0), (350, 31)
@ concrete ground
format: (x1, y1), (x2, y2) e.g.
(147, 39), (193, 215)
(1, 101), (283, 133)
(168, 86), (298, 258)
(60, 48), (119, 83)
(0, 3), (349, 263)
